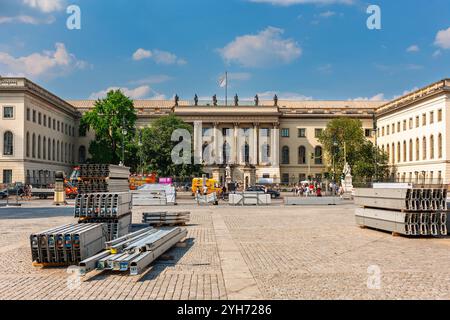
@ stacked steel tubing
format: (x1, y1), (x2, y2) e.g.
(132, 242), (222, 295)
(74, 192), (132, 218)
(79, 227), (187, 276)
(30, 224), (106, 265)
(78, 164), (130, 194)
(354, 187), (448, 237)
(142, 211), (190, 226)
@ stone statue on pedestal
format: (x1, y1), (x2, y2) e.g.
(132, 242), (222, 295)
(341, 162), (354, 199)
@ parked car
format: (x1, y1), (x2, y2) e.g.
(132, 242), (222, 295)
(246, 186), (281, 199)
(0, 189), (8, 199)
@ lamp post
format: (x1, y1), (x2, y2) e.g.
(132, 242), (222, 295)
(121, 116), (126, 166)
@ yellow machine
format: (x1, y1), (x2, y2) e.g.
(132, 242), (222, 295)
(192, 178), (222, 196)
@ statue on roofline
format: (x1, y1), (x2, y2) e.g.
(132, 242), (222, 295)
(274, 94), (278, 107)
(213, 94), (218, 106)
(254, 94), (259, 106)
(174, 94), (179, 106)
(234, 94), (239, 106)
(194, 94), (199, 106)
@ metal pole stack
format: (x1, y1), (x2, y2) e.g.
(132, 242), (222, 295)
(30, 224), (106, 266)
(75, 164), (132, 241)
(142, 211), (190, 226)
(79, 227), (187, 276)
(355, 186), (448, 237)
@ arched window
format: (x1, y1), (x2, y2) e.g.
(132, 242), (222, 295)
(79, 146), (86, 164)
(416, 138), (420, 161)
(298, 146), (306, 164)
(430, 135), (435, 159)
(242, 143), (250, 163)
(403, 141), (407, 162)
(26, 132), (30, 157)
(422, 137), (427, 160)
(37, 135), (41, 159)
(315, 146), (323, 165)
(3, 131), (13, 155)
(438, 134), (443, 159)
(52, 139), (55, 161)
(32, 133), (36, 158)
(281, 146), (290, 164)
(43, 137), (46, 160)
(409, 140), (413, 162)
(261, 143), (270, 163)
(397, 142), (401, 163)
(391, 143), (395, 164)
(57, 141), (60, 162)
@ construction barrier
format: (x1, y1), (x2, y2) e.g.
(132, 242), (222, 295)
(195, 192), (219, 205)
(229, 192), (271, 206)
(284, 197), (343, 206)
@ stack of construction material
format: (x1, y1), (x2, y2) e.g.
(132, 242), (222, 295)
(142, 211), (190, 226)
(74, 192), (132, 241)
(79, 227), (187, 276)
(133, 184), (176, 206)
(229, 192), (271, 206)
(30, 224), (106, 266)
(355, 187), (448, 236)
(78, 164), (130, 194)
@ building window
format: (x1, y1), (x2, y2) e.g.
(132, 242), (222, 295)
(403, 120), (407, 131)
(260, 128), (270, 137)
(298, 128), (306, 138)
(43, 115), (47, 127)
(430, 135), (435, 159)
(409, 118), (413, 130)
(391, 143), (395, 164)
(392, 124), (395, 134)
(281, 128), (290, 138)
(422, 137), (427, 160)
(438, 134), (443, 159)
(37, 135), (41, 159)
(48, 139), (51, 161)
(409, 140), (413, 162)
(397, 142), (401, 163)
(430, 112), (434, 125)
(416, 138), (420, 161)
(415, 116), (419, 128)
(298, 146), (306, 164)
(3, 106), (14, 119)
(2, 170), (12, 184)
(242, 143), (250, 163)
(32, 110), (36, 123)
(53, 119), (56, 130)
(32, 134), (36, 158)
(403, 141), (407, 162)
(438, 109), (443, 122)
(48, 117), (52, 128)
(261, 143), (270, 163)
(79, 146), (87, 163)
(52, 139), (55, 161)
(382, 127), (385, 136)
(38, 112), (41, 125)
(314, 129), (323, 138)
(281, 146), (290, 164)
(57, 141), (60, 162)
(397, 122), (401, 132)
(26, 132), (30, 157)
(314, 146), (323, 165)
(365, 129), (372, 137)
(3, 131), (13, 156)
(43, 137), (46, 160)
(222, 142), (231, 164)
(386, 126), (390, 135)
(26, 108), (30, 121)
(282, 173), (289, 185)
(422, 114), (426, 126)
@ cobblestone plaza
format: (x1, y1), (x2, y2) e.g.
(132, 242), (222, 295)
(1, 201), (450, 300)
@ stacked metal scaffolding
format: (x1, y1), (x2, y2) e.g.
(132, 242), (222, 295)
(78, 164), (130, 194)
(355, 187), (448, 236)
(142, 211), (190, 226)
(79, 227), (187, 276)
(74, 192), (132, 241)
(30, 224), (106, 265)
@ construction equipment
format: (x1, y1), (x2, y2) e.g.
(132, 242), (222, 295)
(142, 211), (190, 226)
(30, 224), (106, 265)
(191, 177), (222, 196)
(354, 186), (449, 237)
(79, 227), (187, 276)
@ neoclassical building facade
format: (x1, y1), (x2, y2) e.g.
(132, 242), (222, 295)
(0, 76), (448, 186)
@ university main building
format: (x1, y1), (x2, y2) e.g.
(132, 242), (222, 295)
(0, 77), (448, 186)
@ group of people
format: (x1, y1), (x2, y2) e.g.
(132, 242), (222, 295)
(19, 184), (33, 200)
(293, 183), (323, 197)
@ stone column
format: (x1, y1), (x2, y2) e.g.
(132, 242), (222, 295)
(252, 123), (259, 165)
(233, 123), (239, 165)
(193, 121), (203, 164)
(272, 123), (280, 166)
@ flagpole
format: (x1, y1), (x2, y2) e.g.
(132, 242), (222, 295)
(225, 71), (228, 106)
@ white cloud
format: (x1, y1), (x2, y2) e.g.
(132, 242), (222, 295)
(219, 26), (302, 68)
(435, 27), (450, 49)
(319, 11), (336, 18)
(406, 45), (420, 53)
(132, 48), (187, 65)
(129, 75), (173, 85)
(0, 15), (55, 25)
(257, 91), (313, 100)
(248, 0), (353, 6)
(89, 85), (166, 100)
(0, 43), (87, 78)
(23, 0), (65, 13)
(132, 48), (152, 61)
(351, 93), (385, 101)
(432, 50), (442, 58)
(393, 87), (419, 99)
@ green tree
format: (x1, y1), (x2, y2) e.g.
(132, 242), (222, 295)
(141, 114), (203, 179)
(80, 90), (137, 168)
(318, 118), (389, 182)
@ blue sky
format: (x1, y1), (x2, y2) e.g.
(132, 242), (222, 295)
(0, 0), (449, 101)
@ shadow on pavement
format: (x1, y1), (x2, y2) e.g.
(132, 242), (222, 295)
(0, 206), (74, 219)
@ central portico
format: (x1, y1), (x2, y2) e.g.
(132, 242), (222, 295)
(173, 104), (282, 187)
